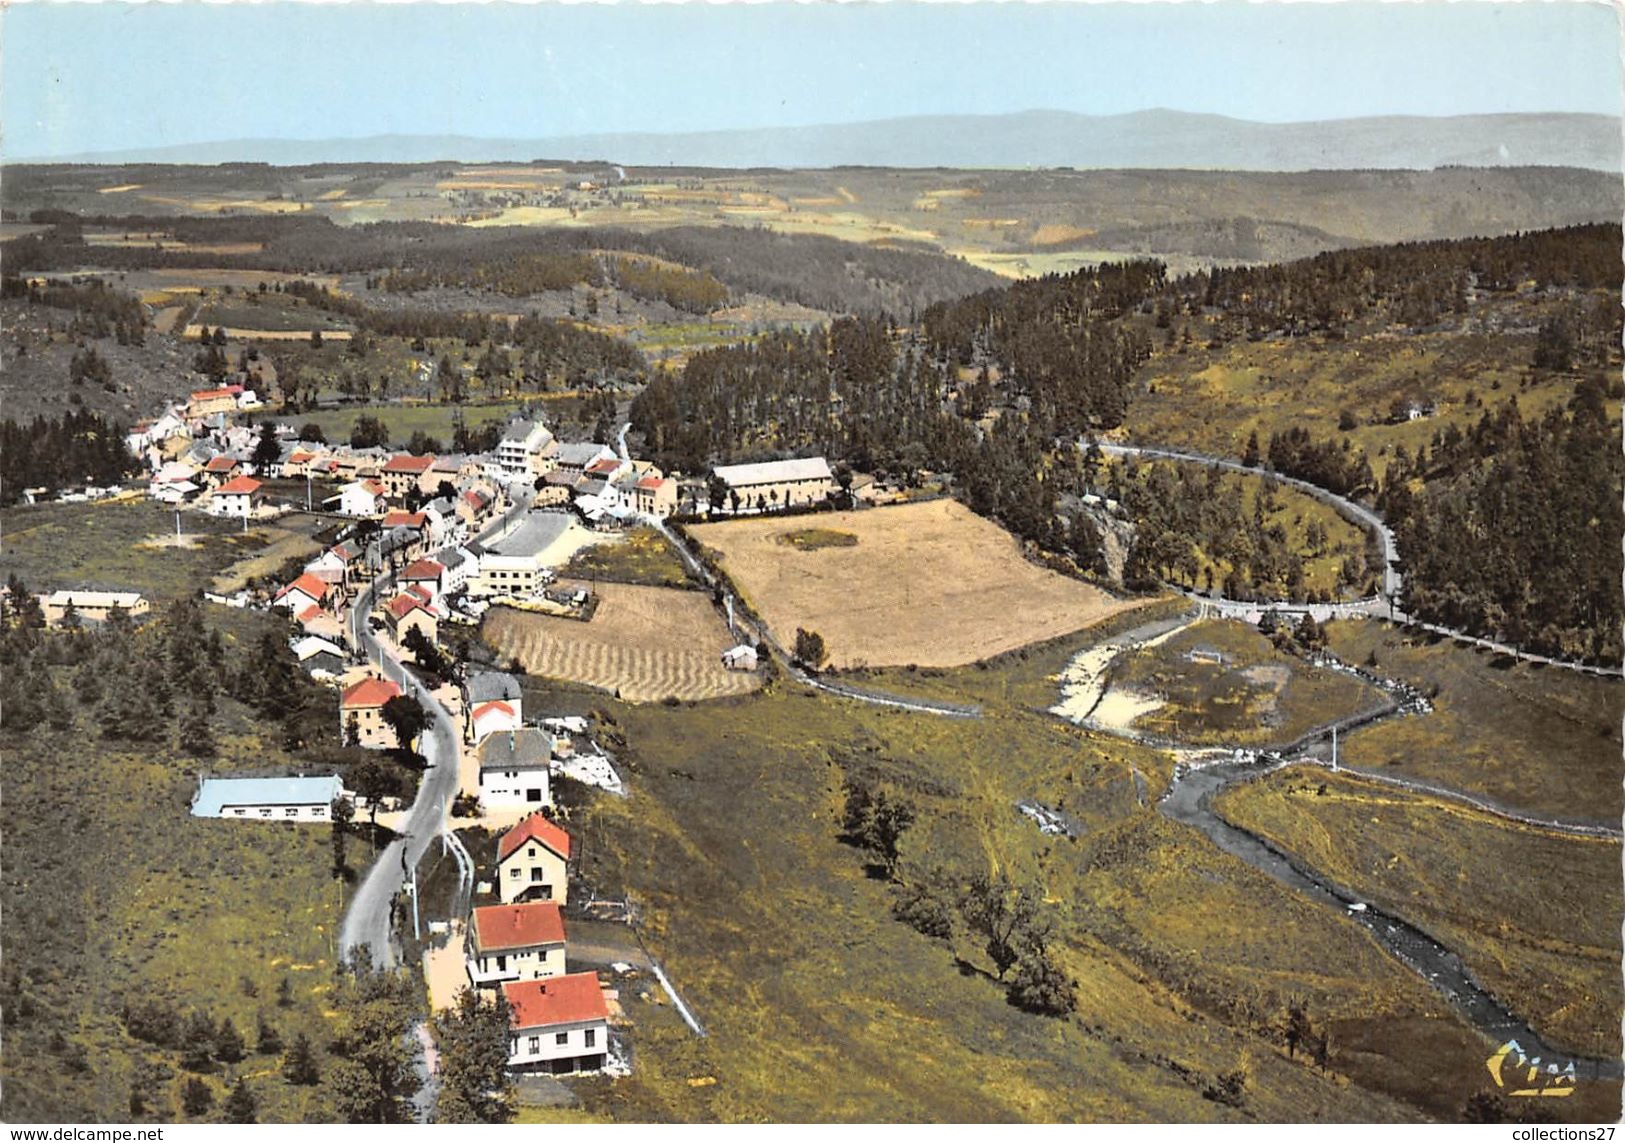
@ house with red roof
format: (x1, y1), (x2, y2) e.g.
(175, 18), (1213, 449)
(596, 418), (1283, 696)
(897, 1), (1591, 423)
(201, 454), (240, 488)
(630, 473), (677, 518)
(385, 589), (437, 648)
(275, 572), (334, 617)
(496, 813), (571, 905)
(503, 973), (609, 1074)
(281, 448), (320, 478)
(382, 508), (429, 531)
(379, 453), (438, 500)
(470, 698), (523, 745)
(400, 558), (445, 600)
(466, 901), (567, 988)
(340, 675), (404, 750)
(208, 475), (264, 519)
(187, 388), (238, 419)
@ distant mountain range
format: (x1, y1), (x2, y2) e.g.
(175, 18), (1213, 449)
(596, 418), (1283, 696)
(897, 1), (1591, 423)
(20, 109), (1623, 171)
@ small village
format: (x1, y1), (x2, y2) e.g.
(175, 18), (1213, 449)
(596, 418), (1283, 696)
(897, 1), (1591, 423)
(8, 10), (1623, 1122)
(33, 375), (862, 1094)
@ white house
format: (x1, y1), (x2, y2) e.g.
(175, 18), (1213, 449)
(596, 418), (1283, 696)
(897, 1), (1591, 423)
(503, 973), (610, 1074)
(721, 644), (759, 671)
(466, 901), (567, 988)
(274, 572), (335, 617)
(471, 700), (524, 746)
(191, 775), (346, 822)
(150, 479), (201, 506)
(436, 547), (477, 595)
(332, 479), (388, 518)
(478, 728), (552, 810)
(498, 419), (558, 479)
(464, 671), (523, 742)
(400, 558), (446, 603)
(208, 475), (264, 518)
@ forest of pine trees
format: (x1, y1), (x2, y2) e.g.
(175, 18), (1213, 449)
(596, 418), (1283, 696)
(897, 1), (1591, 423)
(1379, 379), (1622, 663)
(0, 410), (138, 504)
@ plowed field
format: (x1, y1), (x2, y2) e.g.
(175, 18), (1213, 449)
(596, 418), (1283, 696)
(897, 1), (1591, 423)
(482, 584), (761, 703)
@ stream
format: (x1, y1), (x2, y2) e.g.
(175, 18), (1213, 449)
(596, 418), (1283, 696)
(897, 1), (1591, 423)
(1161, 752), (1620, 1079)
(1069, 625), (1622, 1079)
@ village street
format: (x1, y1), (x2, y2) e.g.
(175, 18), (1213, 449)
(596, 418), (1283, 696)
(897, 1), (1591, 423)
(338, 486), (535, 970)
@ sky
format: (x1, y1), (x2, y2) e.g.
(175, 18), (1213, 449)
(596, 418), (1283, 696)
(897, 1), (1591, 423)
(4, 1), (1621, 159)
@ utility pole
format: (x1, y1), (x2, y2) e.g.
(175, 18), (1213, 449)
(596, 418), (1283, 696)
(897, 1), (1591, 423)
(1331, 724), (1339, 773)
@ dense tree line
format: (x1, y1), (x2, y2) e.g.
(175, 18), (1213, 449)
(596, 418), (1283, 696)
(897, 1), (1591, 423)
(1, 274), (148, 341)
(1119, 461), (1372, 600)
(380, 251), (603, 296)
(1379, 381), (1622, 663)
(608, 255), (728, 313)
(0, 410), (138, 503)
(1163, 223), (1622, 339)
(1261, 427), (1375, 499)
(4, 215), (1001, 317)
(921, 260), (1161, 435)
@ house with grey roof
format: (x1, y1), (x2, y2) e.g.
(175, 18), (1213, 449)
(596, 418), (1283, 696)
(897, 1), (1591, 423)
(477, 728), (553, 810)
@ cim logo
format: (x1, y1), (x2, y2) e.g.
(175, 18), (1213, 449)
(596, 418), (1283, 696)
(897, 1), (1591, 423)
(1486, 1039), (1578, 1098)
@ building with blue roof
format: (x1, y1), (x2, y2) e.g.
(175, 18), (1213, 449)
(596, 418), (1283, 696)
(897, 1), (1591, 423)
(191, 775), (347, 822)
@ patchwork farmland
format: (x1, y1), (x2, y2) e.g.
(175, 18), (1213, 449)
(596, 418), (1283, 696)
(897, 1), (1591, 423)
(689, 499), (1135, 669)
(482, 583), (762, 703)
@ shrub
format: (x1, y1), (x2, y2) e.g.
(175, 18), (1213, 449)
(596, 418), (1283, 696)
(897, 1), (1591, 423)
(1006, 953), (1078, 1017)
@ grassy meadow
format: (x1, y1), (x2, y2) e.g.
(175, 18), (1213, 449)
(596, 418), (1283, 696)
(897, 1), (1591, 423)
(560, 527), (698, 591)
(1110, 619), (1387, 747)
(0, 498), (269, 602)
(0, 607), (371, 1123)
(1324, 621), (1624, 823)
(534, 638), (1619, 1122)
(1126, 328), (1597, 481)
(1216, 768), (1622, 1062)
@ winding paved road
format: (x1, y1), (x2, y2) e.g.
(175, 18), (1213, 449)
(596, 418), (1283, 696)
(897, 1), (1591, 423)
(1099, 440), (1623, 678)
(338, 486), (534, 970)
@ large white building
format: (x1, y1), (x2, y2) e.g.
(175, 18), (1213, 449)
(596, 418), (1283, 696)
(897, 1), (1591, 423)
(712, 457), (836, 513)
(470, 512), (578, 599)
(190, 775), (346, 822)
(498, 420), (558, 479)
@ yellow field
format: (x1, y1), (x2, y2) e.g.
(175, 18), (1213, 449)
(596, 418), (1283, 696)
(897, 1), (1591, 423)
(482, 584), (761, 703)
(1031, 223), (1098, 246)
(690, 499), (1134, 669)
(137, 194), (310, 214)
(182, 324), (352, 342)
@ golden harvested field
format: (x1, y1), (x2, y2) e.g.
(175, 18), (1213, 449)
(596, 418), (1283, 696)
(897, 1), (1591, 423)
(182, 324), (352, 342)
(482, 584), (761, 704)
(690, 499), (1134, 668)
